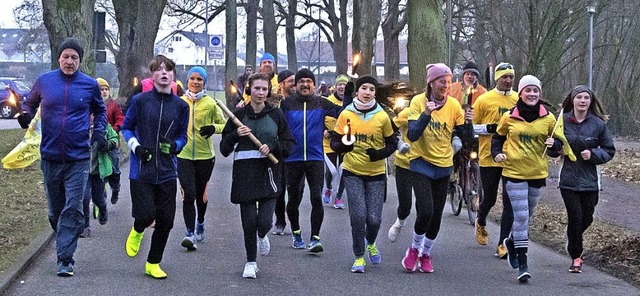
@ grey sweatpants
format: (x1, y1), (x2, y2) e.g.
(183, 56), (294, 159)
(343, 174), (386, 257)
(505, 180), (541, 251)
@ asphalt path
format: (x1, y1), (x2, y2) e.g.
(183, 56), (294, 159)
(5, 135), (639, 295)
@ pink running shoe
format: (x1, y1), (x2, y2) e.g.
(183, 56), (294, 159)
(402, 247), (419, 272)
(419, 254), (434, 273)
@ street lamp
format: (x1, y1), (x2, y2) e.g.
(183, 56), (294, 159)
(587, 1), (596, 89)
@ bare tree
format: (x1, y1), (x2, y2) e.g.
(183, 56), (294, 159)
(262, 0), (278, 64)
(225, 0), (239, 110)
(352, 0), (382, 77)
(407, 0), (445, 90)
(244, 0), (259, 69)
(41, 0), (97, 75)
(381, 0), (407, 81)
(112, 0), (167, 98)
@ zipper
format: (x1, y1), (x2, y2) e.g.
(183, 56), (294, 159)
(303, 102), (307, 161)
(191, 100), (196, 160)
(155, 100), (164, 183)
(60, 78), (69, 161)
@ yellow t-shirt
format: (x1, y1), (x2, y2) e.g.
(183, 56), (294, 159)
(407, 93), (464, 167)
(323, 94), (344, 153)
(393, 108), (410, 169)
(496, 109), (556, 180)
(334, 106), (394, 176)
(472, 89), (518, 167)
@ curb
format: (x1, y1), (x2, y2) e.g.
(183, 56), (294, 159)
(0, 230), (54, 295)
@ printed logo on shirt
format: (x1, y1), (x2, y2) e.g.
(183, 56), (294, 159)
(499, 106), (510, 116)
(518, 133), (535, 144)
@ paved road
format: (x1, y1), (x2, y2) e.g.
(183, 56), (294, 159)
(5, 135), (639, 295)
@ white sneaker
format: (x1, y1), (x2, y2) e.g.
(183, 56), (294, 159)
(258, 235), (270, 256)
(388, 223), (402, 242)
(242, 262), (258, 278)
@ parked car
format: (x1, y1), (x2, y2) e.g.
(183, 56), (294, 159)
(0, 78), (31, 119)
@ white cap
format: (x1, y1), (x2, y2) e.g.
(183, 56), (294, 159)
(518, 75), (541, 94)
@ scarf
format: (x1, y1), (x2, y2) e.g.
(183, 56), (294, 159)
(353, 98), (376, 111)
(516, 99), (541, 122)
(186, 89), (205, 101)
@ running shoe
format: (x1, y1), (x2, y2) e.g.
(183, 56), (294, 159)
(367, 243), (381, 265)
(243, 262), (258, 279)
(351, 257), (366, 273)
(272, 224), (286, 235)
(323, 189), (332, 204)
(388, 223), (402, 242)
(495, 243), (507, 259)
(292, 231), (305, 249)
(56, 262), (74, 277)
(503, 238), (518, 269)
(402, 247), (419, 272)
(195, 222), (205, 241)
(126, 227), (144, 257)
(258, 235), (270, 256)
(569, 257), (583, 273)
(145, 262), (167, 279)
(308, 236), (324, 253)
(419, 254), (434, 273)
(334, 198), (345, 209)
(181, 234), (198, 251)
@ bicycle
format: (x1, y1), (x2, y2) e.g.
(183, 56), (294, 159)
(448, 134), (483, 225)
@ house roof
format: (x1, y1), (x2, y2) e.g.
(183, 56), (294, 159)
(176, 30), (210, 47)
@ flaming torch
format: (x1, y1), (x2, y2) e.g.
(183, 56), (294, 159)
(349, 51), (362, 79)
(342, 119), (355, 145)
(133, 77), (139, 87)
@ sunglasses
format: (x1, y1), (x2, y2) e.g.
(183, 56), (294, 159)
(496, 63), (514, 71)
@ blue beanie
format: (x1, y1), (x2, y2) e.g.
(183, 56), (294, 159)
(260, 53), (275, 64)
(187, 66), (207, 83)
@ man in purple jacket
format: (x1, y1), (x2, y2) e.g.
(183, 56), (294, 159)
(18, 37), (107, 277)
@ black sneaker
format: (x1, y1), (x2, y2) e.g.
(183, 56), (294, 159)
(503, 238), (518, 269)
(111, 190), (119, 205)
(569, 258), (583, 273)
(57, 262), (74, 277)
(518, 264), (531, 282)
(98, 208), (108, 225)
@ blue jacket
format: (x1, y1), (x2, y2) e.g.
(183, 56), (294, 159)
(122, 87), (189, 184)
(22, 69), (106, 162)
(280, 94), (341, 162)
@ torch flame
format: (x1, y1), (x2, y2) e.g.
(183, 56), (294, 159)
(229, 80), (238, 95)
(8, 92), (17, 105)
(133, 77), (139, 87)
(394, 98), (407, 110)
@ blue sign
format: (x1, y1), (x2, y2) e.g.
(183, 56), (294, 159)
(211, 36), (221, 46)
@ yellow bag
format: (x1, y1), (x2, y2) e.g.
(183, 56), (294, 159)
(2, 111), (42, 169)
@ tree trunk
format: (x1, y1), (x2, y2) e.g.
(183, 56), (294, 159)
(381, 0), (405, 81)
(285, 0), (297, 70)
(41, 0), (96, 75)
(262, 0), (277, 67)
(225, 0), (238, 110)
(245, 0), (259, 69)
(112, 0), (167, 99)
(407, 0), (445, 90)
(352, 0), (381, 77)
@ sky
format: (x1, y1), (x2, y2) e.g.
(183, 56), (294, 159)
(1, 0), (20, 28)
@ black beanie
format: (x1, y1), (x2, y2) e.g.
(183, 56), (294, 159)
(355, 75), (379, 90)
(295, 68), (316, 85)
(58, 37), (84, 62)
(278, 69), (296, 84)
(462, 61), (480, 77)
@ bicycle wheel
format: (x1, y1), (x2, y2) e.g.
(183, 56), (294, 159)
(448, 182), (463, 216)
(466, 162), (482, 225)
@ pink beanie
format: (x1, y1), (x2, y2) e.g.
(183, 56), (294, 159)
(426, 63), (452, 84)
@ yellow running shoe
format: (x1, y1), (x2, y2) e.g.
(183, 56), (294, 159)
(126, 227), (144, 257)
(474, 219), (488, 245)
(145, 262), (167, 279)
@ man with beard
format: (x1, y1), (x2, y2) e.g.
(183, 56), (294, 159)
(241, 53), (279, 105)
(280, 69), (341, 252)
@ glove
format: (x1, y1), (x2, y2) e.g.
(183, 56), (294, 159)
(366, 148), (385, 162)
(134, 146), (152, 163)
(17, 112), (32, 129)
(345, 81), (355, 97)
(199, 125), (216, 139)
(94, 135), (109, 152)
(397, 140), (410, 154)
(159, 138), (177, 154)
(486, 124), (497, 133)
(452, 136), (462, 154)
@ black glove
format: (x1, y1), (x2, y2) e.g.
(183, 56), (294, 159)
(199, 125), (216, 139)
(95, 136), (109, 152)
(134, 146), (152, 162)
(366, 148), (385, 162)
(486, 124), (497, 133)
(17, 112), (32, 129)
(159, 138), (178, 154)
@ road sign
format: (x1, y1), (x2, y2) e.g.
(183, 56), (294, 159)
(208, 50), (224, 60)
(210, 35), (223, 48)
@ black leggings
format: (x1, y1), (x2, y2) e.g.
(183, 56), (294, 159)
(130, 179), (176, 264)
(561, 189), (599, 259)
(413, 173), (449, 239)
(241, 198), (276, 262)
(178, 158), (215, 233)
(286, 161), (325, 238)
(395, 166), (415, 220)
(274, 161), (287, 227)
(478, 166), (513, 245)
